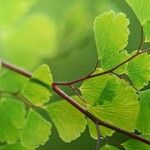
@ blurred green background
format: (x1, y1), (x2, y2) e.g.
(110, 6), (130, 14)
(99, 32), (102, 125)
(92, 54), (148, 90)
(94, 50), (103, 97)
(0, 0), (142, 149)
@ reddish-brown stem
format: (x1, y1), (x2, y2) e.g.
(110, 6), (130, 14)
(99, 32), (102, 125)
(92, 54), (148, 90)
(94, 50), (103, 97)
(54, 49), (150, 85)
(1, 60), (32, 78)
(52, 83), (150, 145)
(1, 49), (150, 86)
(1, 48), (150, 145)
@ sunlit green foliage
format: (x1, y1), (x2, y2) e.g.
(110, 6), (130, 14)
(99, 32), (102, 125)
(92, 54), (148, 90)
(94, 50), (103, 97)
(0, 0), (150, 150)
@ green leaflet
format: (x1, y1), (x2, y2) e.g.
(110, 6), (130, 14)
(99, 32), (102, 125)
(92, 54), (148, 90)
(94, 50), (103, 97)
(0, 143), (33, 150)
(80, 74), (110, 106)
(123, 134), (150, 150)
(100, 144), (118, 150)
(0, 68), (28, 93)
(0, 97), (26, 144)
(45, 100), (87, 142)
(87, 119), (99, 140)
(144, 21), (150, 42)
(127, 52), (150, 89)
(137, 90), (150, 134)
(94, 11), (130, 70)
(95, 78), (118, 105)
(0, 3), (149, 149)
(127, 0), (150, 44)
(81, 75), (139, 137)
(88, 118), (114, 140)
(22, 64), (53, 106)
(21, 109), (52, 148)
(126, 0), (150, 25)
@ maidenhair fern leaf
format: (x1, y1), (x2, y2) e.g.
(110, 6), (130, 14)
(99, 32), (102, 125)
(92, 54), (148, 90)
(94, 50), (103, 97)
(126, 0), (150, 45)
(45, 100), (87, 142)
(0, 68), (27, 93)
(0, 4), (150, 150)
(22, 64), (53, 106)
(80, 74), (110, 106)
(127, 52), (150, 89)
(94, 11), (130, 70)
(126, 0), (150, 25)
(87, 119), (98, 140)
(137, 90), (150, 134)
(144, 21), (150, 42)
(0, 97), (26, 144)
(81, 75), (139, 137)
(100, 144), (118, 150)
(123, 134), (150, 150)
(21, 109), (52, 148)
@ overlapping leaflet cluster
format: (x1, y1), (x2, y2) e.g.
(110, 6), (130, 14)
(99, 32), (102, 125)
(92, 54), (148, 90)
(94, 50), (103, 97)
(0, 65), (87, 149)
(0, 0), (150, 150)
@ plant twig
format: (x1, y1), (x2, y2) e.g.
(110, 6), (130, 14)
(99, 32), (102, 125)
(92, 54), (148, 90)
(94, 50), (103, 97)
(70, 85), (87, 103)
(52, 83), (150, 145)
(1, 48), (150, 146)
(1, 49), (150, 86)
(53, 48), (150, 85)
(1, 60), (32, 78)
(111, 72), (140, 95)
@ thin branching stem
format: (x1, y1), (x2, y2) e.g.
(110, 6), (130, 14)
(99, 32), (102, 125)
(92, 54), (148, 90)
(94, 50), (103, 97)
(111, 72), (140, 95)
(1, 48), (150, 145)
(1, 60), (32, 78)
(53, 48), (150, 85)
(70, 85), (86, 103)
(52, 83), (150, 145)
